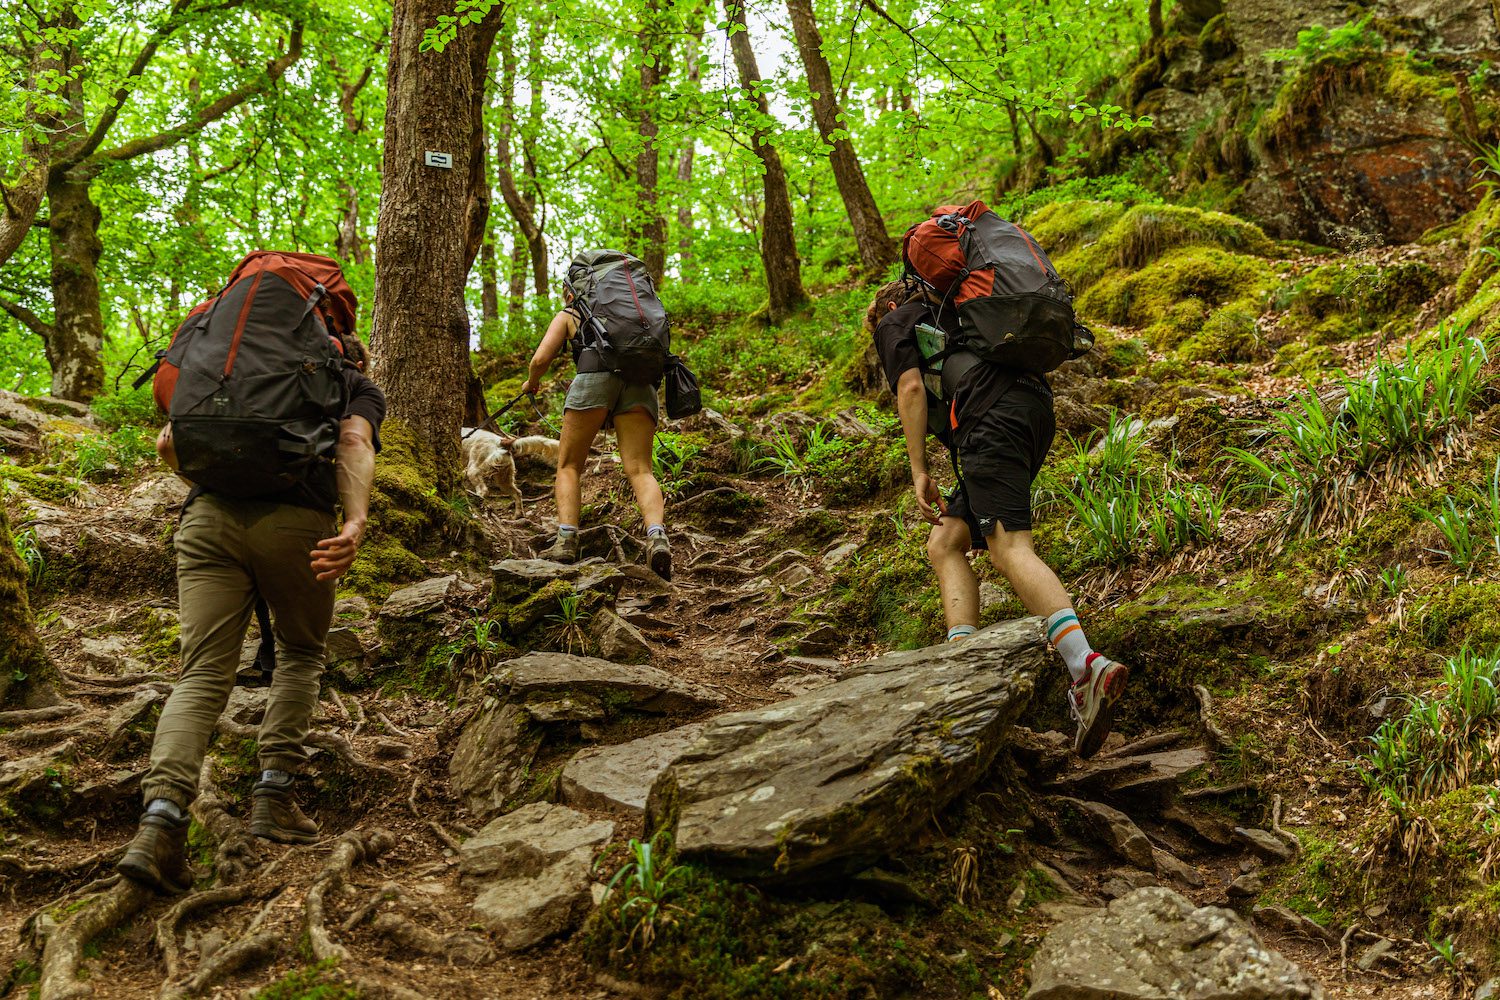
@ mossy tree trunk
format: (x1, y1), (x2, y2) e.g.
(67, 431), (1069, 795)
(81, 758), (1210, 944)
(0, 503), (61, 709)
(784, 0), (898, 276)
(46, 171), (107, 403)
(724, 0), (809, 322)
(373, 0), (497, 491)
(633, 0), (669, 284)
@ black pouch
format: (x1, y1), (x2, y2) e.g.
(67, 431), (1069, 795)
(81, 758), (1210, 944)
(663, 354), (703, 420)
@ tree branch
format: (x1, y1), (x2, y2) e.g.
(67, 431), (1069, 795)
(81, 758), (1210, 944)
(92, 22), (304, 166)
(0, 295), (54, 339)
(57, 0), (196, 168)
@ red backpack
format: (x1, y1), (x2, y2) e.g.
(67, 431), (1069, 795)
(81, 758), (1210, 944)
(137, 252), (356, 497)
(902, 200), (1092, 373)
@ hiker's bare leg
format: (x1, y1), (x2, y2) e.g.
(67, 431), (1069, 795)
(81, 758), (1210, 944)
(556, 406), (608, 527)
(984, 527), (1071, 617)
(613, 408), (666, 528)
(928, 515), (980, 630)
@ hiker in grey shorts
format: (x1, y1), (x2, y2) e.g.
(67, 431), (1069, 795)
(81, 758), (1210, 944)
(522, 284), (673, 579)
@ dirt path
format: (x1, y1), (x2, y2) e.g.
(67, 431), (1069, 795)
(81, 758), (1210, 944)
(0, 448), (1451, 999)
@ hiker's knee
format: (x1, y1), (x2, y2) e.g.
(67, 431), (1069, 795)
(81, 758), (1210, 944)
(927, 518), (968, 562)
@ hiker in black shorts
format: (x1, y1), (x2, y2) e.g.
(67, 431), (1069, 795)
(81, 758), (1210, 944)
(868, 279), (1129, 758)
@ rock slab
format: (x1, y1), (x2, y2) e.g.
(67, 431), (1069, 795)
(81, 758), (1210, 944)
(647, 619), (1044, 881)
(562, 722), (708, 814)
(1027, 886), (1324, 1000)
(462, 802), (615, 950)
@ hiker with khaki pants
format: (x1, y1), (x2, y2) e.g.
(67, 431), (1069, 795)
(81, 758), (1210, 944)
(118, 252), (384, 893)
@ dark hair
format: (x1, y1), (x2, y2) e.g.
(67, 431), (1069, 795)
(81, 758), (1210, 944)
(341, 333), (370, 370)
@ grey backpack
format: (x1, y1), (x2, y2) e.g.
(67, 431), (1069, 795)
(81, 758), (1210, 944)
(564, 250), (671, 385)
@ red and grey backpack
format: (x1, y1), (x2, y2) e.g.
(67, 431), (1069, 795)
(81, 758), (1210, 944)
(136, 251), (356, 497)
(902, 200), (1093, 373)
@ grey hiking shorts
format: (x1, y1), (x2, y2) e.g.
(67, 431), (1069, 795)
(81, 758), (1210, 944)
(564, 371), (659, 423)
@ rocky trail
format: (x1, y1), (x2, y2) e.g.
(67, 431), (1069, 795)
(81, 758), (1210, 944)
(0, 411), (1464, 1000)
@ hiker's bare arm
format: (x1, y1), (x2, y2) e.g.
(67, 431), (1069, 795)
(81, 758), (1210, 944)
(523, 310), (577, 394)
(312, 415), (375, 581)
(896, 369), (945, 524)
(155, 425), (178, 472)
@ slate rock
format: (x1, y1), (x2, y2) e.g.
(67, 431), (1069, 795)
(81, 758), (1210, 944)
(822, 542), (859, 570)
(1152, 848), (1205, 889)
(448, 703), (540, 821)
(459, 802), (615, 880)
(224, 687), (269, 726)
(77, 635), (150, 674)
(490, 558), (624, 606)
(1235, 826), (1295, 862)
(324, 626), (365, 664)
(795, 623), (843, 655)
(1027, 886), (1324, 1000)
(561, 723), (708, 815)
(1061, 798), (1155, 870)
(647, 619), (1044, 882)
(1228, 871), (1264, 900)
(491, 652), (721, 714)
(461, 802), (615, 951)
(379, 575), (459, 619)
(591, 608), (652, 663)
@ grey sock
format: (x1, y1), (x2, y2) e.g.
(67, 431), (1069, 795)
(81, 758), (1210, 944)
(557, 524), (579, 539)
(145, 798), (185, 822)
(260, 769), (292, 785)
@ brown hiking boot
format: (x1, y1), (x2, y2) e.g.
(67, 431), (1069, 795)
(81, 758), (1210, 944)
(540, 532), (580, 564)
(647, 534), (672, 581)
(116, 812), (191, 893)
(250, 775), (319, 844)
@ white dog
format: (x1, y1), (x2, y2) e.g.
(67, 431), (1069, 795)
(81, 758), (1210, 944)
(460, 428), (560, 513)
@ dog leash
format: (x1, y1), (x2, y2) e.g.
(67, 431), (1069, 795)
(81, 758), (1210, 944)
(463, 390), (535, 440)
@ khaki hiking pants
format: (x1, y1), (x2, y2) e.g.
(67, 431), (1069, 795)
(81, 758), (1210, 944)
(141, 495), (336, 808)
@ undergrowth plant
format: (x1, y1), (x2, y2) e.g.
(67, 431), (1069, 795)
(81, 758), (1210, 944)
(11, 527), (44, 585)
(596, 832), (687, 954)
(652, 433), (702, 497)
(1231, 324), (1491, 534)
(547, 594), (591, 654)
(1362, 648), (1500, 801)
(1417, 460), (1500, 574)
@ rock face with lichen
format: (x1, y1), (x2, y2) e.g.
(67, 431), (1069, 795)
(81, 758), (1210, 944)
(1101, 0), (1498, 247)
(1027, 886), (1325, 1000)
(645, 619), (1045, 882)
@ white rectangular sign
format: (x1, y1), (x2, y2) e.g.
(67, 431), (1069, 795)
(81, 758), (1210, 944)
(424, 151), (453, 168)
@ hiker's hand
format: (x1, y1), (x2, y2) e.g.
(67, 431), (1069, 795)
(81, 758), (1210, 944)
(311, 519), (364, 581)
(522, 377), (540, 396)
(913, 473), (946, 524)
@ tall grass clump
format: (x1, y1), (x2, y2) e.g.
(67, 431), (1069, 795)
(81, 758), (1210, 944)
(1231, 323), (1491, 534)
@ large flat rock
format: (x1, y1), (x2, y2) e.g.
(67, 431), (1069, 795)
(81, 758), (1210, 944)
(561, 722), (708, 814)
(493, 652), (722, 714)
(1027, 886), (1324, 1000)
(646, 619), (1044, 881)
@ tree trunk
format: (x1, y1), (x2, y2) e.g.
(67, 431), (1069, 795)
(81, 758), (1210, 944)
(480, 234), (499, 323)
(45, 172), (106, 402)
(372, 0), (497, 490)
(1149, 0), (1164, 39)
(0, 503), (61, 709)
(634, 0), (669, 283)
(495, 15), (549, 300)
(784, 0), (897, 276)
(675, 14), (705, 269)
(724, 0), (808, 321)
(508, 237), (527, 317)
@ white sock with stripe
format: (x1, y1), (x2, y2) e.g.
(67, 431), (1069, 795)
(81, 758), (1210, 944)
(1046, 608), (1095, 683)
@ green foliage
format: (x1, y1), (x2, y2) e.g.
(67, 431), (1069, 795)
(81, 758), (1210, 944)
(1230, 325), (1491, 534)
(1265, 16), (1385, 64)
(251, 959), (359, 1000)
(651, 433), (702, 498)
(596, 832), (688, 954)
(10, 527), (43, 586)
(51, 426), (155, 480)
(1362, 649), (1500, 801)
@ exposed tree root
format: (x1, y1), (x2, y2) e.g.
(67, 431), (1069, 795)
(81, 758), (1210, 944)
(0, 702), (83, 726)
(161, 930), (280, 999)
(216, 718), (404, 781)
(1, 844), (123, 889)
(155, 884), (256, 982)
(1193, 684), (1232, 749)
(1270, 793), (1302, 858)
(341, 880), (404, 932)
(190, 761), (258, 885)
(0, 720), (97, 749)
(37, 878), (152, 1000)
(370, 912), (494, 965)
(407, 777), (462, 853)
(305, 827), (396, 962)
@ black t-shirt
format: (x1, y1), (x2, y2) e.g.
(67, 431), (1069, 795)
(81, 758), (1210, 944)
(872, 301), (1048, 448)
(192, 368), (386, 515)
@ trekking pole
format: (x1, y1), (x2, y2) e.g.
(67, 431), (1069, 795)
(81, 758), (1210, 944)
(463, 389), (535, 440)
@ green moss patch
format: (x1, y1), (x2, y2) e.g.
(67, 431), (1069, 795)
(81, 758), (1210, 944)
(0, 464), (83, 504)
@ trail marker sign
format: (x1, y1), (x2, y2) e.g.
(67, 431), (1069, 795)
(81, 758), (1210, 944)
(424, 151), (453, 168)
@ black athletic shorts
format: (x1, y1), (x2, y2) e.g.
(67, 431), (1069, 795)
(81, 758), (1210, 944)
(944, 379), (1056, 549)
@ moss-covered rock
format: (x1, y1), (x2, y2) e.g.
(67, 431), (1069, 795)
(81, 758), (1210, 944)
(1077, 246), (1276, 350)
(1056, 203), (1274, 293)
(0, 464), (83, 504)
